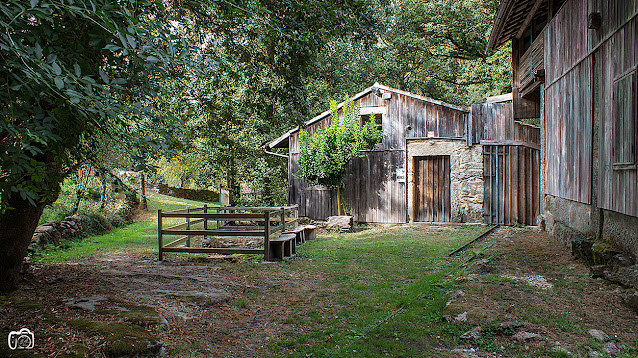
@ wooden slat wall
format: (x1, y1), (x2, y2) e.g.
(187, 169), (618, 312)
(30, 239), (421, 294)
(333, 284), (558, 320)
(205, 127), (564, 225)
(543, 0), (593, 204)
(413, 156), (451, 222)
(468, 103), (540, 147)
(469, 103), (512, 144)
(343, 150), (406, 223)
(518, 34), (544, 91)
(592, 0), (638, 217)
(483, 145), (540, 225)
(513, 121), (541, 145)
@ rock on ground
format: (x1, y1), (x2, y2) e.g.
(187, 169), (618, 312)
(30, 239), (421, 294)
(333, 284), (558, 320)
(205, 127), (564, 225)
(325, 216), (353, 231)
(460, 326), (482, 340)
(587, 329), (609, 342)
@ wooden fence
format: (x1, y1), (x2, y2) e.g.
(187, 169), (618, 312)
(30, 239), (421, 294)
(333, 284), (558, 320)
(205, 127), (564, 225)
(158, 205), (298, 261)
(483, 145), (540, 225)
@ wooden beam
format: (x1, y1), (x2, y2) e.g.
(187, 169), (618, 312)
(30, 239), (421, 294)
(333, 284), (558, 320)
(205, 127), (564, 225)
(161, 247), (264, 255)
(448, 225), (499, 256)
(516, 0), (544, 39)
(161, 229), (264, 237)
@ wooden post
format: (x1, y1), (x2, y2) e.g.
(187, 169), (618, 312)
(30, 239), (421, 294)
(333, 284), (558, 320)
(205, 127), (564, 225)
(264, 211), (270, 261)
(281, 207), (286, 233)
(186, 207), (191, 247)
(158, 210), (163, 261)
(203, 204), (208, 241)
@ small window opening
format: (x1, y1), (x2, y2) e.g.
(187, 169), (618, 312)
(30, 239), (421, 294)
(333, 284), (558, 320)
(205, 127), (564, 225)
(361, 113), (383, 132)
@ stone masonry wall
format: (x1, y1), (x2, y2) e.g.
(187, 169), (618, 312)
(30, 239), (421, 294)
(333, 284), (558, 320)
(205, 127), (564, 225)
(406, 139), (483, 223)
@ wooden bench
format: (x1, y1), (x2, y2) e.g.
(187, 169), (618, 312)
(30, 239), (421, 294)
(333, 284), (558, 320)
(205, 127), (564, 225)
(303, 225), (317, 241)
(284, 226), (306, 244)
(269, 233), (296, 261)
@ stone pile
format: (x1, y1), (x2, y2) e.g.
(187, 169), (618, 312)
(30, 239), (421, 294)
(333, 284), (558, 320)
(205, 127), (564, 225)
(29, 214), (89, 252)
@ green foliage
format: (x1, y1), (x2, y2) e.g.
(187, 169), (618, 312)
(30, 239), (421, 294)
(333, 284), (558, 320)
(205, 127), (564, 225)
(0, 0), (190, 211)
(297, 96), (382, 189)
(306, 0), (511, 110)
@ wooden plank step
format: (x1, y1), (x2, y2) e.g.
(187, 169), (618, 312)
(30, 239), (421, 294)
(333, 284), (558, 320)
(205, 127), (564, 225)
(269, 234), (296, 261)
(303, 225), (317, 241)
(284, 226), (306, 244)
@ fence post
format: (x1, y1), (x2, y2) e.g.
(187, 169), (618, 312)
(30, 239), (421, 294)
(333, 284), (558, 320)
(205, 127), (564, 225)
(281, 207), (286, 233)
(186, 207), (191, 247)
(158, 210), (163, 261)
(203, 204), (208, 241)
(264, 211), (270, 261)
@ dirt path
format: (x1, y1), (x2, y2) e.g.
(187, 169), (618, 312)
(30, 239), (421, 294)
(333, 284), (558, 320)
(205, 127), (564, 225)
(446, 227), (638, 357)
(1, 227), (636, 357)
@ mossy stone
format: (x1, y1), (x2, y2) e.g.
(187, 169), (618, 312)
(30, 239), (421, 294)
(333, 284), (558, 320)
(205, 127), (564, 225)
(98, 300), (169, 330)
(69, 320), (162, 357)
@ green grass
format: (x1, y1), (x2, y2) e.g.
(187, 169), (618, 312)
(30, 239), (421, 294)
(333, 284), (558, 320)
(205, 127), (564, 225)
(35, 221), (159, 262)
(34, 192), (214, 262)
(257, 225), (486, 357)
(146, 191), (216, 212)
(33, 202), (495, 357)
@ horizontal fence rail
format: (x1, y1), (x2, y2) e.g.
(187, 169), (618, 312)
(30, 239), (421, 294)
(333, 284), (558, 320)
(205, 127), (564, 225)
(158, 205), (299, 261)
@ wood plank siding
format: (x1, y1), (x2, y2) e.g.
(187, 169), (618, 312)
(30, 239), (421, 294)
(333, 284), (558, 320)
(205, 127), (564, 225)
(543, 0), (593, 204)
(591, 0), (638, 217)
(469, 103), (540, 147)
(541, 0), (638, 216)
(287, 86), (468, 222)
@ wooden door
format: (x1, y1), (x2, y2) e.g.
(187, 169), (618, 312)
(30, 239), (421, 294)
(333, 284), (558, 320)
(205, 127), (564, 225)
(483, 145), (539, 225)
(414, 156), (451, 222)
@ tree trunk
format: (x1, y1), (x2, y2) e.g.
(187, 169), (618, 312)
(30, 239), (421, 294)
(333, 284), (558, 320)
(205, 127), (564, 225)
(337, 187), (343, 216)
(228, 157), (239, 206)
(0, 196), (45, 293)
(72, 189), (82, 214)
(139, 171), (147, 210)
(99, 172), (108, 210)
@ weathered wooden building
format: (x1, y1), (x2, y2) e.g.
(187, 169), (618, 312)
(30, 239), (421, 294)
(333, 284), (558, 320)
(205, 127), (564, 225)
(488, 0), (638, 256)
(268, 84), (541, 225)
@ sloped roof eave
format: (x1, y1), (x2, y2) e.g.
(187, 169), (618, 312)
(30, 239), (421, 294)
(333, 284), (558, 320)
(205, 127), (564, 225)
(266, 82), (469, 149)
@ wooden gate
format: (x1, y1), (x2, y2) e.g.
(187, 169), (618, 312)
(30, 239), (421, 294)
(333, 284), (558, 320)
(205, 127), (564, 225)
(414, 156), (451, 222)
(483, 145), (540, 225)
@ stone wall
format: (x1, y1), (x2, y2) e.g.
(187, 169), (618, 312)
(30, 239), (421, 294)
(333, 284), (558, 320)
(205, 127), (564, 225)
(603, 210), (638, 258)
(406, 139), (483, 223)
(542, 195), (596, 243)
(29, 196), (137, 255)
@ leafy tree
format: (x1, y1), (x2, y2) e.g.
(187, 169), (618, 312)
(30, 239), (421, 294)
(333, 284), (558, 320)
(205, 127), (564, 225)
(297, 96), (382, 215)
(306, 0), (511, 109)
(152, 0), (383, 205)
(0, 0), (188, 292)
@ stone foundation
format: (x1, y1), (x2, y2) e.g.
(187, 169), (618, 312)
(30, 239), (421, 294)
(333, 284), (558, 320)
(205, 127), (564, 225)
(406, 139), (483, 222)
(543, 194), (638, 259)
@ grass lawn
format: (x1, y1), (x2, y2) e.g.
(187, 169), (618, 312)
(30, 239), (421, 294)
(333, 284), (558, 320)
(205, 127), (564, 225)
(32, 196), (491, 356)
(238, 225), (487, 357)
(34, 191), (216, 263)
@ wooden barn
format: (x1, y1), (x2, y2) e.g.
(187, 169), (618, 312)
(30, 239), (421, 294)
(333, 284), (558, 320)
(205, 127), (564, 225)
(488, 0), (638, 256)
(267, 84), (541, 225)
